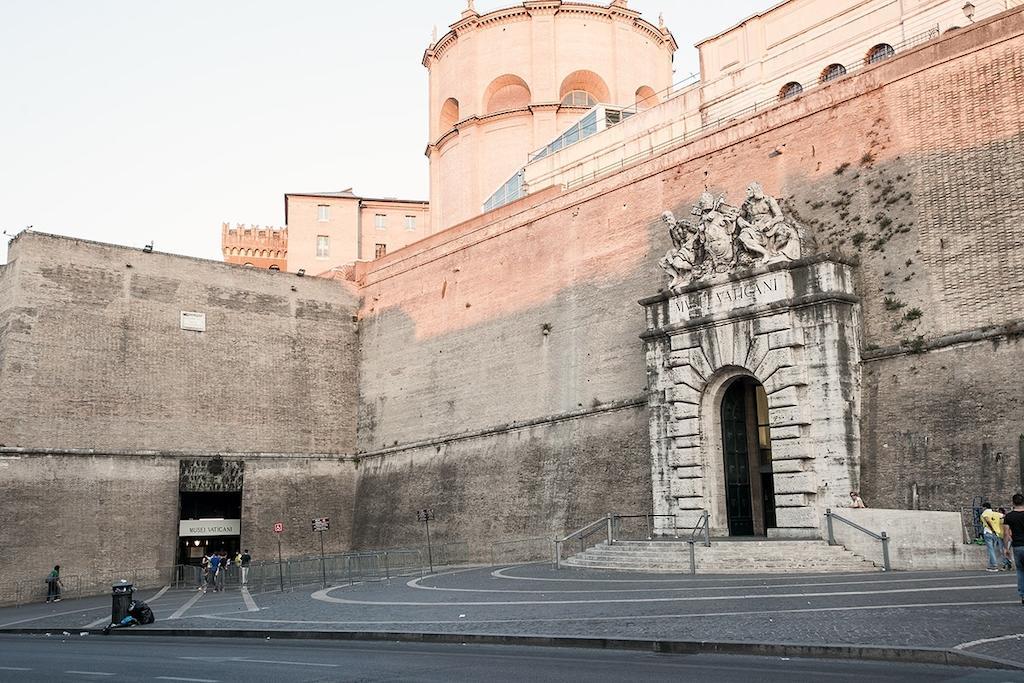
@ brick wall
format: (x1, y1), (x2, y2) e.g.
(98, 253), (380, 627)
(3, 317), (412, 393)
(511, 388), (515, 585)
(0, 232), (360, 454)
(862, 338), (1024, 510)
(354, 8), (1024, 535)
(0, 451), (357, 604)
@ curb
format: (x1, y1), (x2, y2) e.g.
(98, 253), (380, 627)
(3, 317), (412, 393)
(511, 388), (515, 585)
(1, 628), (1022, 671)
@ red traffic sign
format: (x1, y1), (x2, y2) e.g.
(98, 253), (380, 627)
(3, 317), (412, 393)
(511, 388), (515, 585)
(273, 521), (284, 534)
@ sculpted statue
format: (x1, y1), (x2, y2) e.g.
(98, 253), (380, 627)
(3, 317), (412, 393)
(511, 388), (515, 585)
(657, 211), (700, 292)
(658, 182), (802, 292)
(737, 182), (801, 264)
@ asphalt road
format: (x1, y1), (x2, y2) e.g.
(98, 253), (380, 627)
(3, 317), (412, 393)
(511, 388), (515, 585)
(0, 635), (1019, 683)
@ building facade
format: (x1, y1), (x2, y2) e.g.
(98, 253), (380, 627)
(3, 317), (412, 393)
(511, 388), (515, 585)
(509, 0), (1024, 207)
(424, 0), (676, 232)
(221, 190), (430, 275)
(221, 224), (287, 270)
(3, 1), (1024, 597)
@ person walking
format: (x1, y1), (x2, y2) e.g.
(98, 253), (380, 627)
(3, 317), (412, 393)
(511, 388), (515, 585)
(45, 565), (63, 603)
(981, 502), (1011, 571)
(215, 550), (228, 592)
(207, 551), (221, 593)
(240, 549), (252, 586)
(1003, 493), (1024, 605)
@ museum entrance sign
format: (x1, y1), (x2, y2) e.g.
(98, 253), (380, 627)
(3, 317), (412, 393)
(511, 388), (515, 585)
(642, 186), (862, 539)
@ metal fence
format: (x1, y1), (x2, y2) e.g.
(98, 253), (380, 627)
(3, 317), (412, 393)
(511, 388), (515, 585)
(2, 536), (554, 607)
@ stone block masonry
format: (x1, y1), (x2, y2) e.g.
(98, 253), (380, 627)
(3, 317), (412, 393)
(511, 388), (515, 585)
(353, 10), (1024, 545)
(0, 232), (360, 454)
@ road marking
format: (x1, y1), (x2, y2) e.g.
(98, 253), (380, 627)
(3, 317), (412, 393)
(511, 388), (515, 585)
(314, 581), (1016, 606)
(235, 659), (337, 668)
(0, 605), (107, 628)
(168, 590), (206, 620)
(180, 656), (335, 668)
(954, 632), (1024, 650)
(64, 671), (114, 676)
(198, 598), (1018, 627)
(488, 565), (964, 583)
(408, 572), (1008, 595)
(0, 667), (31, 671)
(240, 586), (258, 612)
(155, 677), (219, 682)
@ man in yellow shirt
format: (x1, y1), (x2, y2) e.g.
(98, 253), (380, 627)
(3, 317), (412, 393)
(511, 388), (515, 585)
(981, 502), (1012, 571)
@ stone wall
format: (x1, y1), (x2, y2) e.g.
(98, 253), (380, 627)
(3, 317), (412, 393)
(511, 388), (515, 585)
(354, 9), (1024, 539)
(862, 337), (1024, 510)
(0, 450), (357, 605)
(0, 232), (360, 454)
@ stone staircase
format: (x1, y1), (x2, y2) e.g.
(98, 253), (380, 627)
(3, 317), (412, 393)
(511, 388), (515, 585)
(561, 539), (879, 574)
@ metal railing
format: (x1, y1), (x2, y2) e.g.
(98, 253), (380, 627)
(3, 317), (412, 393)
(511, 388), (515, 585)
(553, 515), (613, 569)
(825, 508), (891, 572)
(553, 511), (711, 569)
(553, 26), (940, 192)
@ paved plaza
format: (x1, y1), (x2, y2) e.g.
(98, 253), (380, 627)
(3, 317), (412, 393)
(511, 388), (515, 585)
(2, 564), (1023, 668)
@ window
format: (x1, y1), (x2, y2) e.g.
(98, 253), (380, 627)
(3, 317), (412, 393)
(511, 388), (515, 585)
(820, 64), (847, 83)
(316, 235), (329, 258)
(375, 243), (387, 259)
(374, 214), (387, 230)
(866, 43), (895, 65)
(317, 204), (329, 222)
(560, 90), (597, 108)
(779, 82), (803, 100)
(404, 215), (416, 231)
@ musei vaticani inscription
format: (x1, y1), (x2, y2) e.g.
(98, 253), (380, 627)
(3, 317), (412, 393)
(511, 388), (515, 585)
(640, 184), (862, 539)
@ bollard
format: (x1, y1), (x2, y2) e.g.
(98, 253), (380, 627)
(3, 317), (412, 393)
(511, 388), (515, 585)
(111, 580), (134, 625)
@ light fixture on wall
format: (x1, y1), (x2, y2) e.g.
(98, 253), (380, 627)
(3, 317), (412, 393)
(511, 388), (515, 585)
(962, 1), (975, 22)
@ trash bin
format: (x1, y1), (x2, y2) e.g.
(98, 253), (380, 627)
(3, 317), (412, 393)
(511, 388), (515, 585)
(111, 580), (133, 624)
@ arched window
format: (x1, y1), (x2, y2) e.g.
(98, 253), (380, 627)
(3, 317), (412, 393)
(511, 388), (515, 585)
(634, 85), (658, 110)
(559, 70), (610, 106)
(439, 97), (460, 132)
(561, 90), (597, 107)
(779, 82), (803, 101)
(484, 74), (531, 113)
(866, 43), (895, 65)
(820, 64), (847, 83)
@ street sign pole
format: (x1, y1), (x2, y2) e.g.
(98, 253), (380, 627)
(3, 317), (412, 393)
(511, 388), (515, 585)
(277, 535), (284, 592)
(319, 530), (327, 589)
(425, 515), (433, 574)
(273, 521), (285, 593)
(311, 517), (330, 589)
(417, 509), (435, 574)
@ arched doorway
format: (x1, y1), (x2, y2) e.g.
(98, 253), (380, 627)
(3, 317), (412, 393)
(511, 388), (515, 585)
(719, 377), (776, 536)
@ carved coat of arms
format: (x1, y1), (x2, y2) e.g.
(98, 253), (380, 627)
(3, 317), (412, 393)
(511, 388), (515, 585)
(658, 182), (802, 293)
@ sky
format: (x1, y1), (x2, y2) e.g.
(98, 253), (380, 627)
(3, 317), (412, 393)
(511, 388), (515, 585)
(0, 0), (769, 264)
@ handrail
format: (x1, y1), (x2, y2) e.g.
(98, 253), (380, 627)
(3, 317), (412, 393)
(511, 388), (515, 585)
(825, 508), (891, 571)
(689, 510), (711, 547)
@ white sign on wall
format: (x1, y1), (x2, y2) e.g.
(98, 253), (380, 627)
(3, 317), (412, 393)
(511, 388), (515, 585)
(180, 311), (207, 332)
(179, 519), (240, 537)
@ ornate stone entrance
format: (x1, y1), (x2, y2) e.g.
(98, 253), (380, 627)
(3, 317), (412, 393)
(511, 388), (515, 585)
(641, 185), (862, 538)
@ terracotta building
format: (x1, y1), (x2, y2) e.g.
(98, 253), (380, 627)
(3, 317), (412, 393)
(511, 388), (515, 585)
(284, 190), (429, 276)
(221, 189), (429, 275)
(221, 224), (287, 270)
(424, 0), (677, 232)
